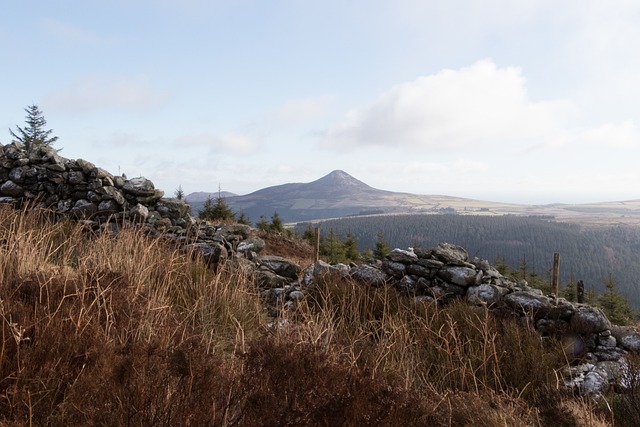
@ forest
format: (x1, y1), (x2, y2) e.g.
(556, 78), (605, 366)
(295, 214), (640, 307)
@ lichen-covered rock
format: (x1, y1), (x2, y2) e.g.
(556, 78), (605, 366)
(122, 177), (155, 196)
(257, 255), (301, 280)
(156, 198), (190, 220)
(67, 171), (86, 185)
(130, 203), (149, 221)
(308, 260), (349, 284)
(571, 305), (611, 334)
(503, 291), (557, 317)
(406, 263), (433, 279)
(416, 258), (444, 269)
(581, 369), (609, 395)
(3, 144), (26, 160)
(0, 180), (24, 197)
(216, 224), (252, 241)
(395, 275), (417, 294)
(466, 284), (504, 306)
(97, 186), (126, 205)
(612, 326), (640, 352)
(382, 260), (406, 278)
(437, 266), (481, 287)
(432, 242), (469, 263)
(97, 199), (120, 214)
(8, 166), (28, 184)
(350, 264), (388, 287)
(72, 159), (96, 174)
(386, 248), (418, 264)
(427, 282), (466, 300)
(254, 269), (291, 289)
(70, 199), (97, 218)
(236, 237), (266, 255)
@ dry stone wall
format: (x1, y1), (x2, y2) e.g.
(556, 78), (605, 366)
(288, 243), (640, 396)
(0, 143), (187, 227)
(0, 142), (261, 270)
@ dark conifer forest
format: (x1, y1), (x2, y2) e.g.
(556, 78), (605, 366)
(296, 214), (640, 307)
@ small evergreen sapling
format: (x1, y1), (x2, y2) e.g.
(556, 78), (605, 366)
(10, 104), (59, 152)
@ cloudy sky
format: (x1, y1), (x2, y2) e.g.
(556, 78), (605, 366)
(2, 0), (640, 204)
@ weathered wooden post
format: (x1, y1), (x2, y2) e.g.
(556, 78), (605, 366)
(314, 227), (320, 262)
(552, 253), (560, 296)
(577, 280), (585, 303)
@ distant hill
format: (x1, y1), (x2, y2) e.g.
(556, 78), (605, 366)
(219, 170), (511, 223)
(185, 191), (237, 203)
(188, 170), (640, 226)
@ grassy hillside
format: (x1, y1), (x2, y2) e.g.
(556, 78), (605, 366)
(0, 205), (631, 425)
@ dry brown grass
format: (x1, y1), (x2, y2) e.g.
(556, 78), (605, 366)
(0, 205), (624, 426)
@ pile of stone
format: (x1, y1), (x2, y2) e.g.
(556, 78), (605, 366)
(0, 143), (188, 229)
(0, 142), (268, 271)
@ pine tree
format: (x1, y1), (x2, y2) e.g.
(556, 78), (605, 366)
(256, 215), (270, 232)
(518, 254), (528, 281)
(269, 212), (284, 233)
(597, 273), (636, 325)
(198, 196), (215, 220)
(10, 104), (59, 153)
(494, 253), (509, 276)
(198, 193), (235, 221)
(302, 224), (315, 245)
(373, 232), (390, 260)
(344, 232), (359, 262)
(174, 185), (185, 200)
(320, 228), (346, 264)
(237, 211), (251, 226)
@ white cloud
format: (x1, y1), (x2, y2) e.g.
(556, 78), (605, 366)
(44, 75), (170, 114)
(403, 162), (449, 174)
(402, 158), (489, 175)
(578, 121), (640, 148)
(273, 95), (335, 124)
(218, 133), (256, 153)
(321, 60), (572, 151)
(451, 158), (491, 173)
(524, 120), (640, 153)
(174, 132), (257, 154)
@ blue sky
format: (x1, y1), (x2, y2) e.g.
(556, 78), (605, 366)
(2, 0), (640, 204)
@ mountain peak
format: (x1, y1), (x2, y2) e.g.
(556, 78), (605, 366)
(313, 170), (372, 189)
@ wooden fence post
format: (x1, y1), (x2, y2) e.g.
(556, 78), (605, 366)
(314, 227), (320, 262)
(552, 253), (560, 296)
(577, 280), (585, 303)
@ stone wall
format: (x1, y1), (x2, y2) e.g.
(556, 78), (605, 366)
(0, 143), (192, 229)
(288, 243), (640, 396)
(0, 142), (264, 269)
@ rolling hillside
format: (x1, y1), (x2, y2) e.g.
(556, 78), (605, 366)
(187, 170), (640, 226)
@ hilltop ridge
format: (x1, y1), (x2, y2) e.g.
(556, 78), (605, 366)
(187, 170), (640, 225)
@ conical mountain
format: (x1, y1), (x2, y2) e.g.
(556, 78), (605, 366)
(225, 170), (402, 222)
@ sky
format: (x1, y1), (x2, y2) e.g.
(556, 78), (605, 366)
(2, 0), (640, 205)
